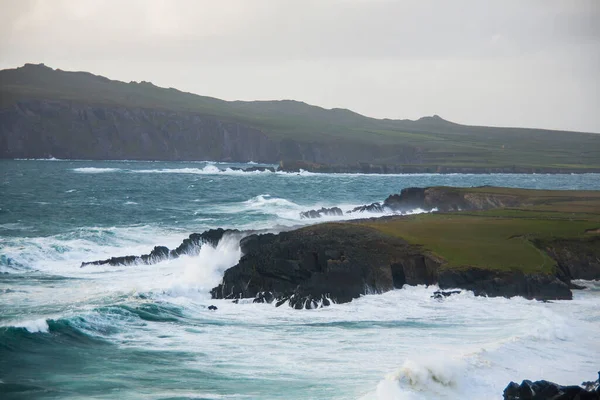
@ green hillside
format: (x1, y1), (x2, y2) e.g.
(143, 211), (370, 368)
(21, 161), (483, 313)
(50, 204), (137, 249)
(1, 63), (599, 169)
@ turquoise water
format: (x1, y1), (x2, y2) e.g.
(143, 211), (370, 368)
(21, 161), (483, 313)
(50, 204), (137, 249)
(1, 160), (599, 399)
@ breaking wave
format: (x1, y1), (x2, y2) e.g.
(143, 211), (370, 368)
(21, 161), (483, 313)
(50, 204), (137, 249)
(73, 167), (120, 173)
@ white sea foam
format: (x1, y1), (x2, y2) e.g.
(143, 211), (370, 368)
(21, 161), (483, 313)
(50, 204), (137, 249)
(73, 167), (120, 173)
(0, 225), (185, 276)
(15, 157), (62, 161)
(243, 194), (299, 209)
(165, 235), (242, 298)
(15, 318), (49, 333)
(375, 358), (465, 400)
(133, 165), (275, 175)
(218, 194), (438, 231)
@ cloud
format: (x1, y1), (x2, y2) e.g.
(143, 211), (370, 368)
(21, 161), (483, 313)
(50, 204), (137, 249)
(0, 0), (598, 132)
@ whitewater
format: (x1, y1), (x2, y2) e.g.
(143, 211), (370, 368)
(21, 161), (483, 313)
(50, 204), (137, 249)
(1, 159), (599, 399)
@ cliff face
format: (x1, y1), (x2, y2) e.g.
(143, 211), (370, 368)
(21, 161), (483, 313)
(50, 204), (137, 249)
(209, 223), (574, 308)
(0, 99), (421, 164)
(0, 99), (277, 161)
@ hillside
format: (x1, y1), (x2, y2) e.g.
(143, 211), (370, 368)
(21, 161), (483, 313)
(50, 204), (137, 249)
(1, 63), (599, 171)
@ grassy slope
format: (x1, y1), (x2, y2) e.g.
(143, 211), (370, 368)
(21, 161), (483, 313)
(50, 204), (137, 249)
(1, 63), (600, 169)
(359, 187), (600, 274)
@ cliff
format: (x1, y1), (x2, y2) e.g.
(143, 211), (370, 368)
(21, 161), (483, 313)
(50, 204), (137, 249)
(2, 63), (599, 170)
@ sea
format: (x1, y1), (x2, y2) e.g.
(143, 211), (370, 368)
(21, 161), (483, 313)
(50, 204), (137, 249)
(1, 159), (599, 400)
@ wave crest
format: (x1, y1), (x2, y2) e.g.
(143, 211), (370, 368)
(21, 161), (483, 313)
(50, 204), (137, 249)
(375, 358), (464, 400)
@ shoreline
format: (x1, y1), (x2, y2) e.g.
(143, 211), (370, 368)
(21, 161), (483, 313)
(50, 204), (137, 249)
(81, 186), (600, 307)
(277, 160), (600, 175)
(5, 158), (600, 175)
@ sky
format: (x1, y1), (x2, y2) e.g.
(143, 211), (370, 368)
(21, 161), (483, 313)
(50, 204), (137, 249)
(1, 0), (599, 133)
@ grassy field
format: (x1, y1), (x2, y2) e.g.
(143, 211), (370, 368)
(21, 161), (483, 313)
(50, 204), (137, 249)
(1, 63), (600, 169)
(359, 188), (600, 273)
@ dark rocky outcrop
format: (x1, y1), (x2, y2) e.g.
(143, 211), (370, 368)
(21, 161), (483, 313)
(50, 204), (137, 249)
(437, 267), (572, 300)
(534, 237), (600, 281)
(304, 186), (533, 218)
(80, 228), (239, 267)
(349, 203), (385, 214)
(503, 373), (600, 400)
(210, 223), (575, 308)
(431, 290), (461, 299)
(210, 224), (418, 308)
(300, 207), (343, 219)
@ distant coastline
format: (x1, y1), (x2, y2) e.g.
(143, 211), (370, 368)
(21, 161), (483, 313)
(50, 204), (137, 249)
(2, 64), (599, 172)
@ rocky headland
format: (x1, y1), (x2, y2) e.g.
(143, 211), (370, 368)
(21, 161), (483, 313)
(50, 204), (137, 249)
(82, 186), (600, 309)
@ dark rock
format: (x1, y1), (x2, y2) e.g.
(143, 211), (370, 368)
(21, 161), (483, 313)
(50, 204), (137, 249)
(211, 224), (415, 307)
(535, 237), (600, 281)
(344, 186), (531, 216)
(503, 374), (600, 400)
(437, 268), (572, 301)
(81, 228), (242, 267)
(210, 223), (575, 308)
(582, 372), (600, 392)
(349, 202), (384, 213)
(252, 291), (275, 303)
(300, 207), (344, 219)
(170, 228), (238, 258)
(207, 305), (217, 310)
(383, 187), (427, 213)
(431, 290), (461, 299)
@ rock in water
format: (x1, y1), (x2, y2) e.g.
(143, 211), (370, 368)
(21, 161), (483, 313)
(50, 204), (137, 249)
(503, 373), (600, 400)
(431, 290), (461, 299)
(207, 305), (218, 311)
(80, 228), (240, 267)
(348, 202), (384, 213)
(300, 207), (343, 219)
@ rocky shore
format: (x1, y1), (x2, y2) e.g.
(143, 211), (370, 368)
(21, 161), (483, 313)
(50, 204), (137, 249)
(503, 372), (600, 400)
(82, 186), (600, 309)
(209, 223), (576, 307)
(278, 160), (600, 175)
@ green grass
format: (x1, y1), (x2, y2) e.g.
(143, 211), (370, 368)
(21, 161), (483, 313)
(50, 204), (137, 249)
(358, 188), (600, 273)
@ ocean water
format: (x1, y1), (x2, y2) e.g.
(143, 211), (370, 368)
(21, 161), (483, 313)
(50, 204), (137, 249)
(1, 159), (599, 400)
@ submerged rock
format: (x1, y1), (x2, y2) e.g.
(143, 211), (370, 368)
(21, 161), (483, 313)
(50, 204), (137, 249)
(300, 207), (343, 219)
(431, 290), (461, 299)
(503, 373), (600, 400)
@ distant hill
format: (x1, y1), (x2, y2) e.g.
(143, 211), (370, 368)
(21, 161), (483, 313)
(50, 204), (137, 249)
(1, 63), (599, 172)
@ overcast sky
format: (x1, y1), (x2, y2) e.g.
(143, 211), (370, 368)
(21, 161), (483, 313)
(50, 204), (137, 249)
(1, 0), (599, 132)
